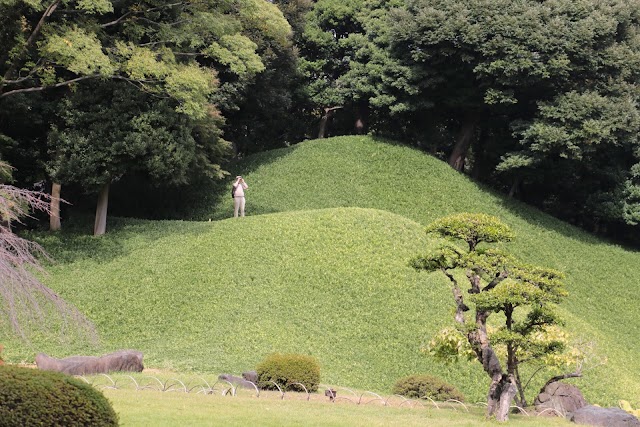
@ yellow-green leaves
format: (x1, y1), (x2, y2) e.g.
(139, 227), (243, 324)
(426, 327), (476, 363)
(165, 65), (217, 119)
(469, 278), (544, 311)
(236, 0), (291, 47)
(75, 0), (113, 14)
(42, 27), (114, 76)
(116, 43), (171, 80)
(425, 213), (515, 250)
(410, 243), (463, 271)
(115, 42), (217, 119)
(205, 34), (264, 76)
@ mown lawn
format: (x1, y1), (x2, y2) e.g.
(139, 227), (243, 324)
(3, 136), (639, 410)
(103, 388), (571, 427)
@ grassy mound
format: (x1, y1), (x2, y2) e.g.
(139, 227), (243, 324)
(3, 136), (639, 406)
(8, 208), (481, 391)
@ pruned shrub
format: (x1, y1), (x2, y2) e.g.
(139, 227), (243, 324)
(0, 365), (118, 426)
(392, 374), (465, 402)
(256, 353), (320, 392)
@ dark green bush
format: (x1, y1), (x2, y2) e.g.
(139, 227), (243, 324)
(392, 374), (465, 402)
(0, 365), (118, 427)
(256, 353), (320, 392)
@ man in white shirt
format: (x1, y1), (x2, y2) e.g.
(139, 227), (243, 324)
(232, 176), (249, 217)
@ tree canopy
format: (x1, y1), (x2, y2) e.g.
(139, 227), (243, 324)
(1, 0), (639, 243)
(0, 0), (291, 233)
(290, 0), (640, 242)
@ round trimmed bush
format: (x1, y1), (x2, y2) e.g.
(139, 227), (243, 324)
(392, 374), (465, 402)
(0, 365), (118, 426)
(256, 353), (320, 392)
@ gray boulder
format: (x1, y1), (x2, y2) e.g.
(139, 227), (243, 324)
(535, 382), (587, 415)
(218, 373), (257, 389)
(35, 350), (144, 375)
(242, 370), (258, 383)
(571, 405), (640, 426)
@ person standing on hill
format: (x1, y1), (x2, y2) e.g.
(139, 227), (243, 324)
(232, 176), (249, 217)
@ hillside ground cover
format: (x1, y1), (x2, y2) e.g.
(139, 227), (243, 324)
(2, 136), (639, 409)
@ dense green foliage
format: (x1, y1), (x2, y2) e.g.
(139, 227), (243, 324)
(2, 136), (639, 407)
(0, 365), (118, 427)
(0, 0), (292, 234)
(2, 0), (639, 242)
(291, 0), (640, 242)
(256, 353), (321, 392)
(47, 82), (229, 192)
(392, 374), (465, 402)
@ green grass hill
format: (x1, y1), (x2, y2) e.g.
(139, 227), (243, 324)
(4, 136), (639, 407)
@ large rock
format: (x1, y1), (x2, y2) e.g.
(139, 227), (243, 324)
(571, 405), (640, 427)
(218, 374), (257, 389)
(242, 370), (258, 383)
(35, 350), (144, 375)
(535, 381), (587, 415)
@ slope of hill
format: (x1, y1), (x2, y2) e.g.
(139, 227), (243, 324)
(4, 135), (639, 406)
(204, 136), (640, 404)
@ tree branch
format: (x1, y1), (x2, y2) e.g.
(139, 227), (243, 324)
(0, 75), (97, 98)
(2, 0), (61, 84)
(2, 59), (44, 85)
(100, 2), (187, 28)
(540, 372), (582, 392)
(442, 268), (469, 324)
(100, 10), (134, 28)
(482, 270), (508, 292)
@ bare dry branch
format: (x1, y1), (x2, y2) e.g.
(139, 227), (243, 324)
(0, 176), (96, 341)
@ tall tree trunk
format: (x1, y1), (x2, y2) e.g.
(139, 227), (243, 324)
(49, 182), (61, 231)
(318, 113), (329, 139)
(93, 183), (109, 236)
(317, 106), (342, 138)
(448, 112), (479, 171)
(471, 127), (487, 180)
(508, 176), (521, 198)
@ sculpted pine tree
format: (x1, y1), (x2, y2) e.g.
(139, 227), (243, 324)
(411, 213), (569, 421)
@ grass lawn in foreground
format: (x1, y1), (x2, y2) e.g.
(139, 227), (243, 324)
(103, 388), (571, 427)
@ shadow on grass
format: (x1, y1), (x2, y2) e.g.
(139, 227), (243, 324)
(106, 144), (300, 222)
(495, 194), (639, 253)
(24, 214), (213, 266)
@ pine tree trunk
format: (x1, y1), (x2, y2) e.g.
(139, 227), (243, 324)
(471, 303), (517, 420)
(93, 183), (109, 236)
(49, 182), (61, 231)
(451, 270), (516, 421)
(496, 376), (518, 421)
(448, 113), (479, 171)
